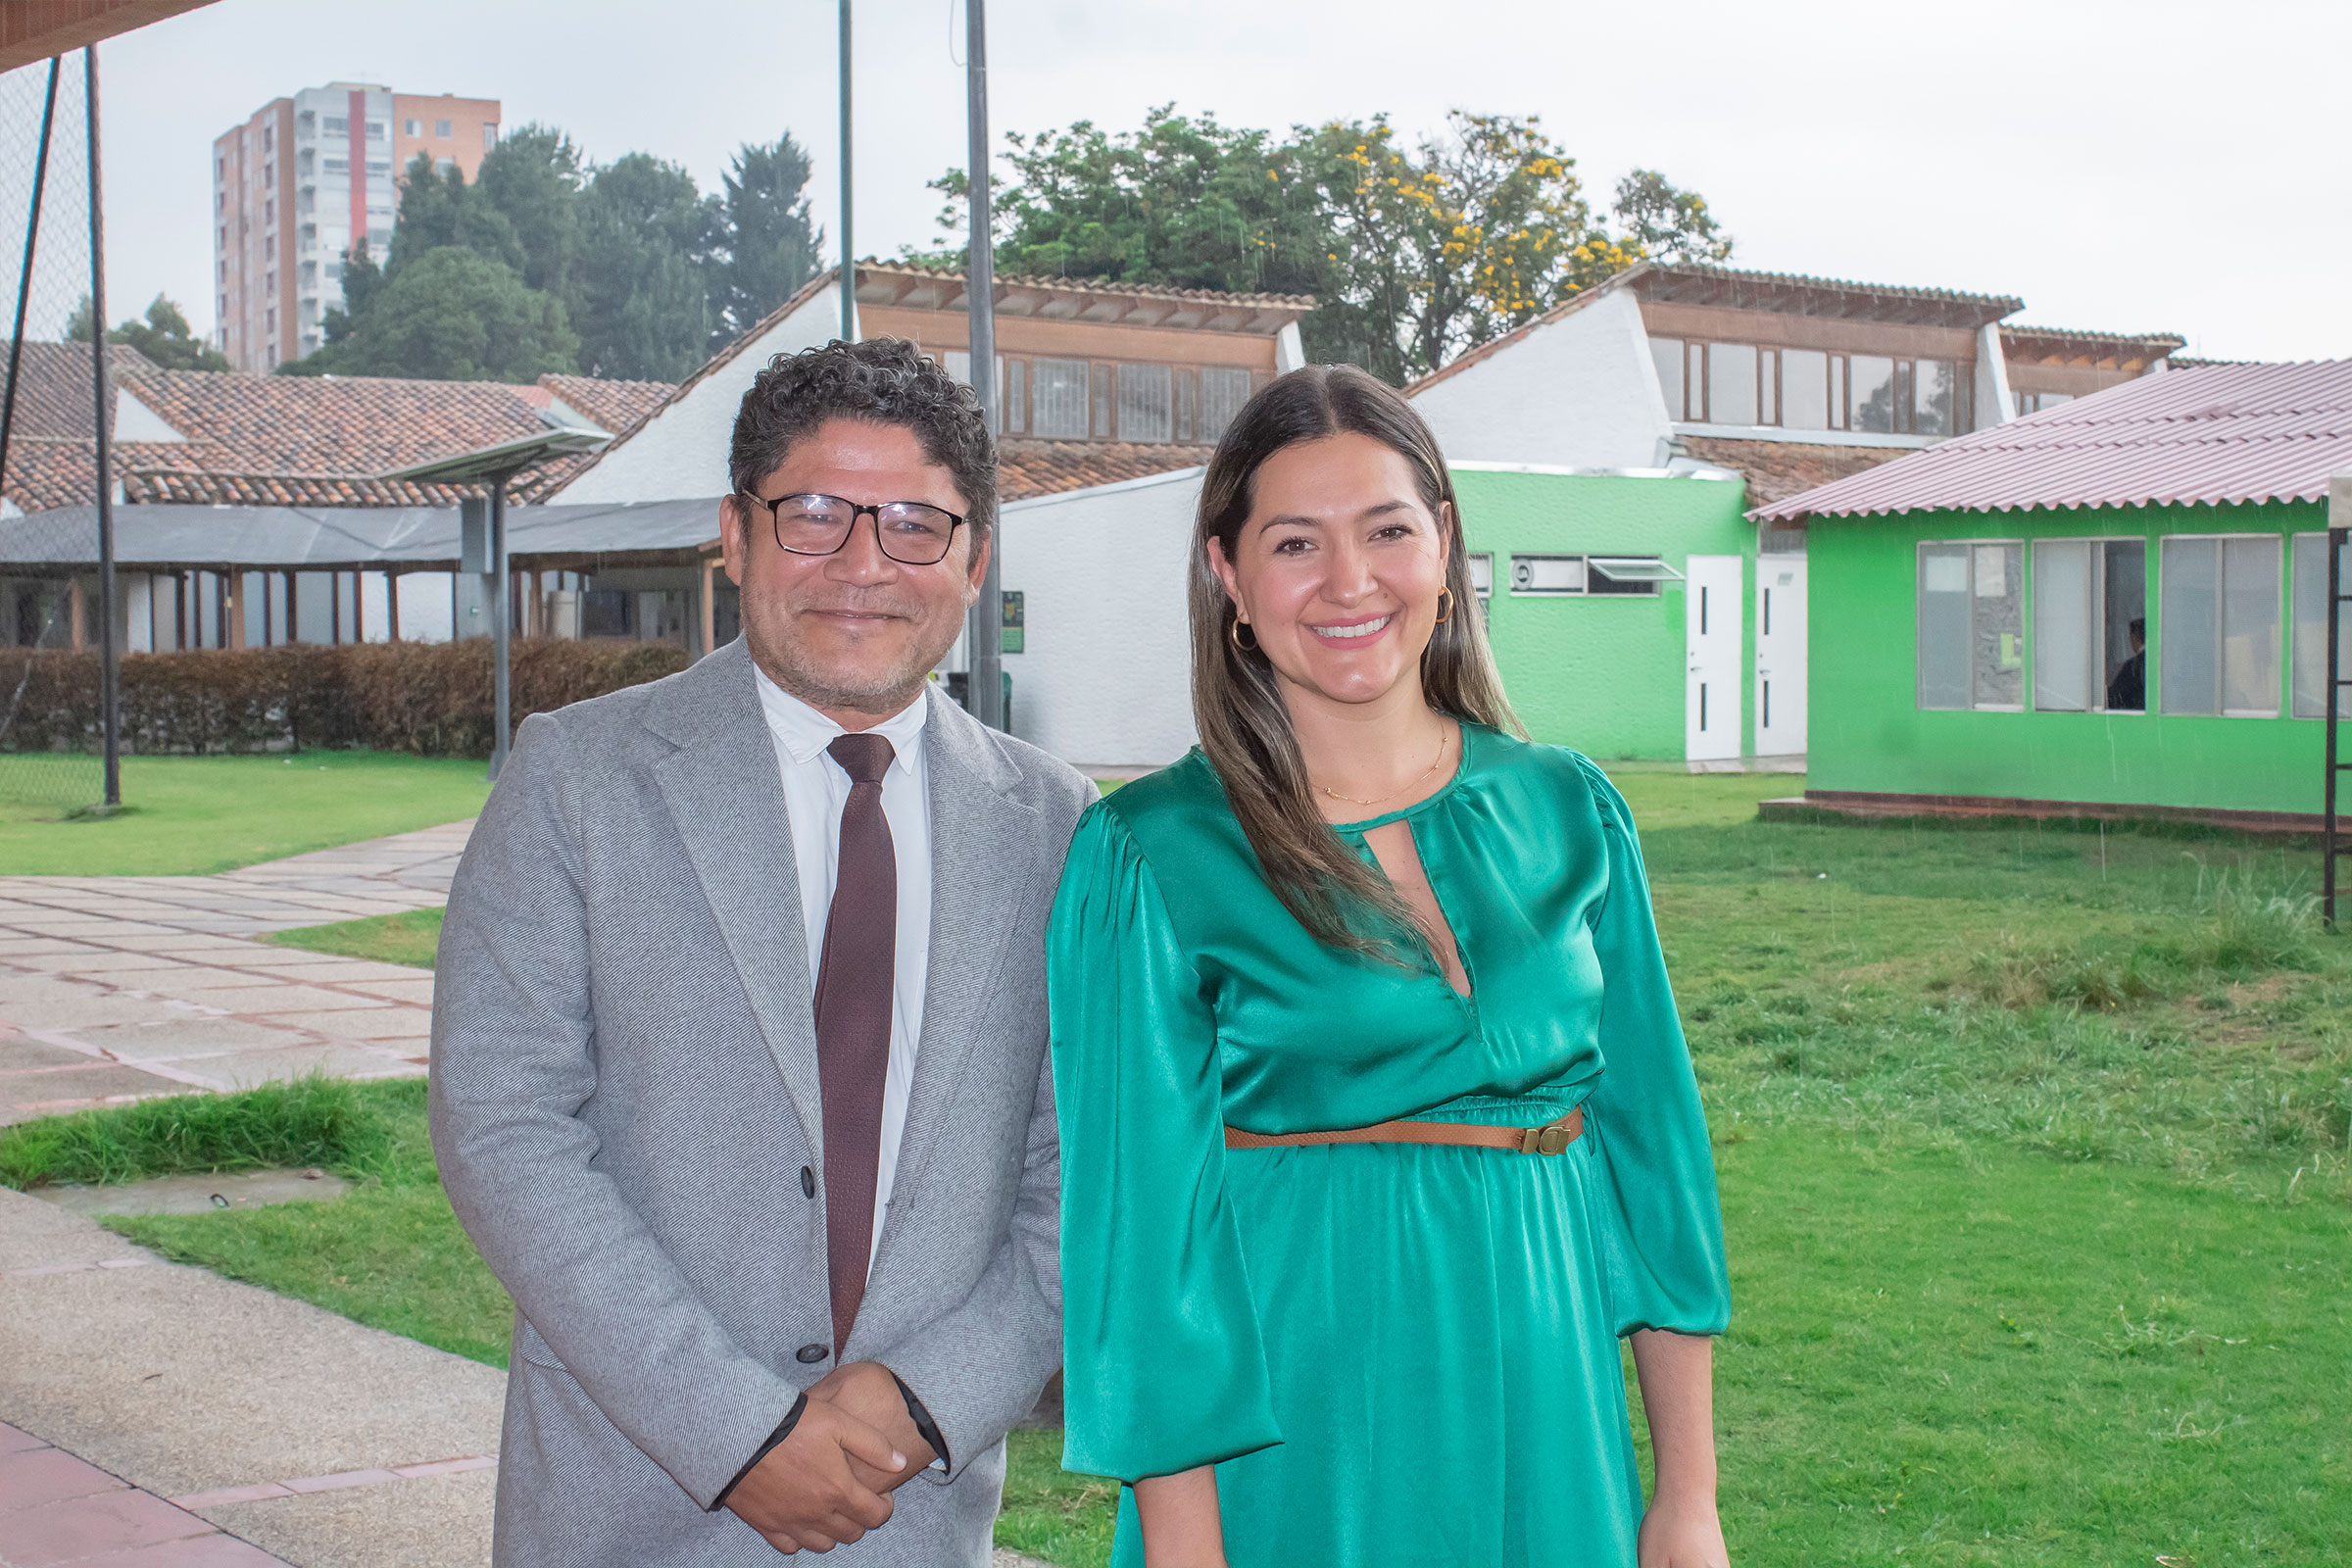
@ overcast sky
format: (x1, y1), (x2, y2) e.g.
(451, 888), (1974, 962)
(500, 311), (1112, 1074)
(89, 0), (2352, 365)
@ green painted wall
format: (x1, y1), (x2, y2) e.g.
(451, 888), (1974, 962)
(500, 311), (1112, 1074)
(1809, 498), (2328, 814)
(1450, 466), (1752, 760)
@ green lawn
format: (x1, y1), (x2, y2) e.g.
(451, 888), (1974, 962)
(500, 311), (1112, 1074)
(5, 769), (2348, 1564)
(263, 908), (444, 969)
(0, 751), (490, 875)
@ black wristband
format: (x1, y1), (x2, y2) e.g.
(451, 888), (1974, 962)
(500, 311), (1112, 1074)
(890, 1372), (950, 1472)
(710, 1393), (807, 1511)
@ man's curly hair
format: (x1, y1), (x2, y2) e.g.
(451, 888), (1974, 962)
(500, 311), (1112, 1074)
(727, 336), (997, 545)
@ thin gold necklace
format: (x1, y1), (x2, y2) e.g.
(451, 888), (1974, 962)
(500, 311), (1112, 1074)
(1316, 725), (1451, 808)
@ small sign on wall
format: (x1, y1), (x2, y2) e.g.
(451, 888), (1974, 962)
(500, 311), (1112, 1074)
(1002, 590), (1024, 654)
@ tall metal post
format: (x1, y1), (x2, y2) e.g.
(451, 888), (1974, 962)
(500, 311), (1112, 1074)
(961, 0), (1004, 730)
(489, 480), (512, 781)
(85, 46), (120, 808)
(838, 0), (854, 342)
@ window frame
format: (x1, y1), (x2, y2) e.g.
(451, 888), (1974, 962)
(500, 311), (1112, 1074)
(2158, 531), (2284, 718)
(1916, 537), (2027, 711)
(2030, 535), (2147, 715)
(2290, 531), (2351, 720)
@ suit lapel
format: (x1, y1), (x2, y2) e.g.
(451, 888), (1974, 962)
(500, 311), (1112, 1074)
(886, 688), (1040, 1212)
(648, 642), (826, 1157)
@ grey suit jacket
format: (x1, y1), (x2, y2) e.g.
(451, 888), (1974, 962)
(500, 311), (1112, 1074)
(429, 639), (1093, 1567)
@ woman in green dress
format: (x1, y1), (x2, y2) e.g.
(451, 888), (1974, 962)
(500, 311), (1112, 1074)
(1049, 366), (1732, 1568)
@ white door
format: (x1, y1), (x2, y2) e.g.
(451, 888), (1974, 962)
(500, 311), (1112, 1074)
(1754, 553), (1808, 758)
(1685, 555), (1744, 761)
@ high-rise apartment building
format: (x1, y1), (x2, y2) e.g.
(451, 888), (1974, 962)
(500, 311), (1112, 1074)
(212, 84), (501, 372)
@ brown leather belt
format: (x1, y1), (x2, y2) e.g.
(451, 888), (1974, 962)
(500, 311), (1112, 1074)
(1224, 1104), (1584, 1156)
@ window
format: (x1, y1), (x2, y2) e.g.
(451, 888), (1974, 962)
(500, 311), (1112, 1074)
(1200, 368), (1253, 441)
(1468, 553), (1494, 598)
(1092, 363), (1114, 438)
(1587, 557), (1681, 596)
(1851, 356), (1898, 433)
(1758, 348), (1779, 426)
(366, 121), (387, 141)
(2160, 535), (2280, 716)
(1511, 556), (1586, 595)
(263, 160), (274, 184)
(2014, 391), (2074, 416)
(1032, 358), (1089, 438)
(1650, 337), (1683, 416)
(1117, 364), (1173, 443)
(435, 119), (453, 138)
(2032, 538), (2146, 712)
(484, 122), (500, 149)
(2291, 533), (2352, 718)
(322, 158), (349, 175)
(436, 158), (457, 175)
(1708, 343), (1758, 424)
(1782, 348), (1829, 429)
(322, 116), (348, 137)
(1914, 360), (1960, 438)
(1917, 541), (2023, 710)
(1004, 359), (1026, 434)
(405, 119), (421, 137)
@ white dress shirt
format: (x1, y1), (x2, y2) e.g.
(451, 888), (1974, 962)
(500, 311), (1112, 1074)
(754, 667), (933, 1273)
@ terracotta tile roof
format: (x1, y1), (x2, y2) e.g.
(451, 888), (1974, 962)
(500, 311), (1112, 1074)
(535, 373), (674, 435)
(0, 340), (161, 440)
(1753, 359), (2352, 522)
(1675, 435), (1910, 509)
(997, 438), (1212, 502)
(0, 351), (674, 513)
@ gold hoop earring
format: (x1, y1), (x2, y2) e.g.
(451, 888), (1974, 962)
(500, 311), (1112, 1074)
(1230, 615), (1258, 653)
(1433, 587), (1453, 625)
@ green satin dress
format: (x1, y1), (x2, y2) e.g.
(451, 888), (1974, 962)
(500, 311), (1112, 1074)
(1048, 725), (1730, 1568)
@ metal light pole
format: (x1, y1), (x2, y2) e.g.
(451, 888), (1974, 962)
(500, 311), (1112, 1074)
(961, 0), (1004, 730)
(85, 45), (120, 808)
(838, 0), (854, 342)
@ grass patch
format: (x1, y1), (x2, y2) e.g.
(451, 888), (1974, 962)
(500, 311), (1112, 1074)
(0, 1074), (399, 1190)
(0, 750), (489, 875)
(264, 908), (443, 969)
(11, 769), (2349, 1563)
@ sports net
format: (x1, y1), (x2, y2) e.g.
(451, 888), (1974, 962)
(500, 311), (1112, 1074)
(0, 55), (105, 814)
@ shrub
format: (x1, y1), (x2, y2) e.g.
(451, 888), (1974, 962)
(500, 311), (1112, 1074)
(0, 639), (687, 758)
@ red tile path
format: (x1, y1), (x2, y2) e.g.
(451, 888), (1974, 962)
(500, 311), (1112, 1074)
(0, 1422), (288, 1568)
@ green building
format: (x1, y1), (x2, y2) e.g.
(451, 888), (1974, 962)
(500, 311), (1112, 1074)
(1754, 360), (2352, 827)
(1452, 463), (1765, 762)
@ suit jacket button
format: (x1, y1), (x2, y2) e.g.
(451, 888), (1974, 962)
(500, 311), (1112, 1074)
(796, 1344), (828, 1364)
(800, 1166), (815, 1200)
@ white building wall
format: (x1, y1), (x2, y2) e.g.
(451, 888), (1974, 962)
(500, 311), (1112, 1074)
(1409, 288), (1673, 469)
(554, 283), (844, 505)
(1001, 467), (1203, 769)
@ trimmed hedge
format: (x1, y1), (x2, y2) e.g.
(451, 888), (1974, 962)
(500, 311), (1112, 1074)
(0, 639), (689, 758)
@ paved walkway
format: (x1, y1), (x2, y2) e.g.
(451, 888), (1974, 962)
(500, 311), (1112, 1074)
(1, 1187), (503, 1567)
(0, 824), (469, 1126)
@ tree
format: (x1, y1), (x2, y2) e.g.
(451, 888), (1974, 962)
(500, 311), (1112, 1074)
(64, 293), (231, 371)
(930, 108), (1731, 385)
(385, 152), (525, 277)
(710, 132), (822, 343)
(295, 247), (576, 382)
(569, 154), (721, 381)
(1612, 170), (1733, 266)
(476, 123), (587, 297)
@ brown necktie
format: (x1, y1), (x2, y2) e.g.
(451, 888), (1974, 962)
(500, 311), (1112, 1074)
(814, 732), (896, 1353)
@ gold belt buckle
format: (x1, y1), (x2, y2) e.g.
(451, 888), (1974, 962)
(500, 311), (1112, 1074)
(1519, 1120), (1574, 1155)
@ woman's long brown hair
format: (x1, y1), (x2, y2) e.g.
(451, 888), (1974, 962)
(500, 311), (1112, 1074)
(1190, 364), (1522, 957)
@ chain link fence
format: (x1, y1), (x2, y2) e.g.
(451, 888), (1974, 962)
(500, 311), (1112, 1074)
(0, 55), (105, 813)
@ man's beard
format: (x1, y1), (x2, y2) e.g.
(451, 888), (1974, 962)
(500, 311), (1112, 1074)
(746, 596), (955, 717)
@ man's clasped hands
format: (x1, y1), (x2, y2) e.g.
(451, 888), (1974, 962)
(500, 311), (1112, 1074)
(723, 1360), (939, 1554)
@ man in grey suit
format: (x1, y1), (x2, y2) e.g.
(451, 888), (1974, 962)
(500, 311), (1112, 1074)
(431, 338), (1092, 1563)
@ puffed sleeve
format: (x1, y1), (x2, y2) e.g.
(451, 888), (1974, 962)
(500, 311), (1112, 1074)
(1575, 758), (1732, 1337)
(1050, 804), (1284, 1482)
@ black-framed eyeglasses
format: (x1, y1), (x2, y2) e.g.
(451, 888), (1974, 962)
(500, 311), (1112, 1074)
(738, 490), (967, 566)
